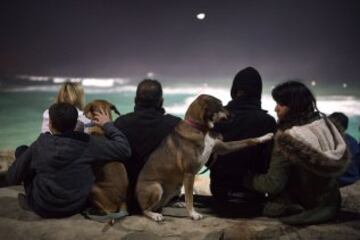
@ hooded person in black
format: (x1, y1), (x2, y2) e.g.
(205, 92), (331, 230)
(114, 79), (181, 214)
(209, 67), (276, 216)
(7, 103), (131, 218)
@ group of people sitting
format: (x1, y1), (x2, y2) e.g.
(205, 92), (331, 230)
(4, 66), (360, 225)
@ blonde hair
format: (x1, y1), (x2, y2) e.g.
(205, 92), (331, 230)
(56, 81), (85, 110)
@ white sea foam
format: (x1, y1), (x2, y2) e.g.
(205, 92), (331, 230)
(13, 75), (128, 87)
(164, 86), (360, 117)
(6, 85), (61, 92)
(3, 83), (360, 117)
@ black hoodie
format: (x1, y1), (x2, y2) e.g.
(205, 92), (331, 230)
(114, 105), (181, 213)
(7, 122), (131, 218)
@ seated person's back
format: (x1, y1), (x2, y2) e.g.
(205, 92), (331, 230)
(209, 67), (276, 203)
(114, 79), (181, 213)
(7, 103), (131, 218)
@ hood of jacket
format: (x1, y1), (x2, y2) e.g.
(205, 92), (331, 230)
(275, 118), (349, 177)
(35, 132), (89, 170)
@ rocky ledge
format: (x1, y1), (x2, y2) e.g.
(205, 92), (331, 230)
(1, 150), (360, 240)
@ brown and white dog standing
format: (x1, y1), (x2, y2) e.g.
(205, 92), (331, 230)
(136, 94), (273, 221)
(84, 100), (129, 222)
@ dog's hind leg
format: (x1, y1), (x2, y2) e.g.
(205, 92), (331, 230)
(90, 184), (111, 213)
(136, 181), (165, 222)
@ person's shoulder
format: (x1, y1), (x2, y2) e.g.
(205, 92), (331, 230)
(164, 113), (182, 120)
(262, 111), (276, 123)
(345, 134), (360, 151)
(247, 110), (277, 132)
(38, 132), (52, 139)
(164, 114), (182, 125)
(34, 132), (54, 147)
(114, 112), (136, 128)
(345, 133), (357, 142)
(248, 109), (276, 124)
(115, 112), (135, 122)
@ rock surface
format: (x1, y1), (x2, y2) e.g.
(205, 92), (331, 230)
(1, 150), (360, 240)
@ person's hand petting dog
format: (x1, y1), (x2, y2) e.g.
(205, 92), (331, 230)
(93, 109), (112, 127)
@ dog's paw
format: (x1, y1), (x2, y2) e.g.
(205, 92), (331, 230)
(190, 211), (203, 220)
(144, 210), (164, 222)
(152, 213), (164, 222)
(150, 213), (164, 222)
(171, 201), (186, 208)
(258, 133), (274, 143)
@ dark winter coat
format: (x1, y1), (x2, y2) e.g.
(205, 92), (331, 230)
(114, 105), (181, 213)
(209, 97), (276, 198)
(114, 106), (181, 184)
(7, 123), (131, 218)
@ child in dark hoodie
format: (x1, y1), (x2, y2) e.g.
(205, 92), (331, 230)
(7, 102), (131, 218)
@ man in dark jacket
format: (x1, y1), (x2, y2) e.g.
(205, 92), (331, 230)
(7, 103), (131, 218)
(114, 79), (181, 213)
(209, 67), (276, 216)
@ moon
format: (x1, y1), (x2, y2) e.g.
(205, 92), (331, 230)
(196, 13), (206, 20)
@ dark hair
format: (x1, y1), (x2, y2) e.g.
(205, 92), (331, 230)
(329, 112), (349, 130)
(272, 81), (319, 129)
(49, 103), (78, 132)
(231, 66), (262, 100)
(135, 79), (163, 108)
(272, 81), (317, 114)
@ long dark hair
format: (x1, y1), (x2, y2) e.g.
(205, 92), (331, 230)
(272, 81), (320, 130)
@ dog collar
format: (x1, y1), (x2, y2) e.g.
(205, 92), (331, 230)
(184, 119), (208, 133)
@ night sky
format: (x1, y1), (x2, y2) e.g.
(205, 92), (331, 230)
(0, 0), (359, 85)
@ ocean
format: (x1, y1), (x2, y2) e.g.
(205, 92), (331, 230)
(0, 83), (359, 150)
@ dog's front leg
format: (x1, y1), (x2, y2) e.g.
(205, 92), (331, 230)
(214, 133), (273, 155)
(183, 173), (203, 220)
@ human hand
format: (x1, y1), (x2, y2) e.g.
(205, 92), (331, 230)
(93, 109), (111, 127)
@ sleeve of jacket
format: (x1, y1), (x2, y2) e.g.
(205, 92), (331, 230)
(7, 146), (33, 185)
(253, 115), (277, 174)
(91, 122), (131, 163)
(114, 115), (127, 131)
(244, 150), (290, 195)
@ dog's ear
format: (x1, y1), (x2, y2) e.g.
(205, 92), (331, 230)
(202, 106), (211, 123)
(203, 106), (217, 128)
(201, 96), (226, 128)
(110, 105), (121, 116)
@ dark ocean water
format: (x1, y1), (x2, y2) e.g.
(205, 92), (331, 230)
(0, 84), (359, 150)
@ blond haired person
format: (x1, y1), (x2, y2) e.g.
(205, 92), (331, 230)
(41, 81), (90, 133)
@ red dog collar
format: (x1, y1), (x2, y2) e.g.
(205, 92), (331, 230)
(184, 119), (208, 133)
